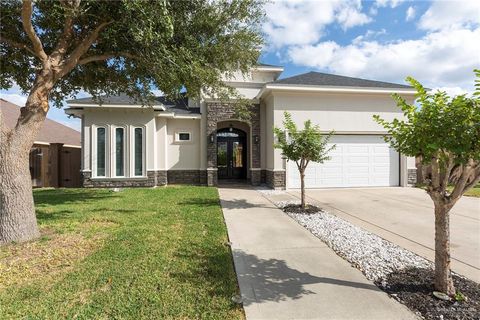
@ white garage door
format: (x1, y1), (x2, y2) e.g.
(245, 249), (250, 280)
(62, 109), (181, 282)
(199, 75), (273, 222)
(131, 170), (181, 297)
(287, 135), (399, 188)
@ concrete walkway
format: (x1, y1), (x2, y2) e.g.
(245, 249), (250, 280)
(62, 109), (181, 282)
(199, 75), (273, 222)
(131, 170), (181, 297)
(219, 186), (417, 320)
(286, 187), (480, 282)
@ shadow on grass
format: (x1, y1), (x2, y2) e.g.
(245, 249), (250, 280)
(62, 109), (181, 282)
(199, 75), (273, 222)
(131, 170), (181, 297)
(34, 188), (119, 207)
(36, 209), (75, 221)
(180, 197), (273, 210)
(90, 208), (139, 214)
(179, 198), (220, 207)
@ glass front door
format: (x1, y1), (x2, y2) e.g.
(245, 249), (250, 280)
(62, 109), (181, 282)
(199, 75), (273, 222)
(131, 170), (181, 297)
(217, 129), (246, 179)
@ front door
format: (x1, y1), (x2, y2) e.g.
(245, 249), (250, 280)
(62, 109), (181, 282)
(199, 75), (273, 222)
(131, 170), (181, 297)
(217, 129), (246, 179)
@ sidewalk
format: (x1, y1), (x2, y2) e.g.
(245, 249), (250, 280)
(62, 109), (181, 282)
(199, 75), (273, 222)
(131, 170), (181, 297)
(219, 185), (417, 320)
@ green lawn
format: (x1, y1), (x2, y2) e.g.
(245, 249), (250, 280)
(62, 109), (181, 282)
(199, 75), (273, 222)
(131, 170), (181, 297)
(415, 183), (480, 198)
(0, 187), (243, 319)
(460, 184), (480, 197)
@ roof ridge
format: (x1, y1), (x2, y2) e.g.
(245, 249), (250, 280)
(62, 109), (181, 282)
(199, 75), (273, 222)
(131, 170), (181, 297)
(271, 70), (412, 89)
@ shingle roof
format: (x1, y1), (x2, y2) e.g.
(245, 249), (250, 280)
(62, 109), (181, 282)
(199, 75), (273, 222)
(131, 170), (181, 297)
(271, 71), (412, 89)
(67, 93), (200, 115)
(1, 99), (81, 146)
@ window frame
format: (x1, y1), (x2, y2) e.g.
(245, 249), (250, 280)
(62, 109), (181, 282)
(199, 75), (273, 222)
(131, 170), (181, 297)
(131, 126), (146, 177)
(175, 131), (192, 142)
(112, 125), (127, 178)
(92, 125), (108, 178)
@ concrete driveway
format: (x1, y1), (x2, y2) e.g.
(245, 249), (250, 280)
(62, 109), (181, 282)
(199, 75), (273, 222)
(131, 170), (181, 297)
(289, 187), (480, 282)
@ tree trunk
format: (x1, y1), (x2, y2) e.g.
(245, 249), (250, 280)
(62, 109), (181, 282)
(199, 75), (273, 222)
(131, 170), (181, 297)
(0, 98), (48, 244)
(433, 201), (455, 295)
(300, 169), (305, 210)
(0, 144), (40, 243)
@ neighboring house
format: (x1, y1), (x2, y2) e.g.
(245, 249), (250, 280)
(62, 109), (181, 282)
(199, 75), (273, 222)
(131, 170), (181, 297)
(1, 99), (82, 188)
(65, 64), (418, 189)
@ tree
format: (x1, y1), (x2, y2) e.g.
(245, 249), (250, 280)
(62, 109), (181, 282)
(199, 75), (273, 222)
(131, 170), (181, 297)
(274, 112), (335, 209)
(373, 70), (480, 296)
(0, 0), (264, 244)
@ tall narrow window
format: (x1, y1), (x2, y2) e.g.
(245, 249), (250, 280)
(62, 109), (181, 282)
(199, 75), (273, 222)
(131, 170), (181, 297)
(134, 127), (143, 176)
(96, 127), (106, 177)
(115, 127), (125, 176)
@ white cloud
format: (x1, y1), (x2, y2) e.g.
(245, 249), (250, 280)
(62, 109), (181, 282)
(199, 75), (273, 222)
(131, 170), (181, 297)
(405, 6), (416, 21)
(375, 0), (405, 8)
(336, 4), (372, 30)
(0, 93), (28, 106)
(431, 86), (470, 97)
(287, 27), (480, 91)
(419, 0), (480, 31)
(263, 0), (371, 48)
(352, 28), (387, 44)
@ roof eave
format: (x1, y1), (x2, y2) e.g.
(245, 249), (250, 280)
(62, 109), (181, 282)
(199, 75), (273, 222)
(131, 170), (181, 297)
(252, 66), (284, 72)
(256, 84), (417, 99)
(67, 103), (166, 111)
(154, 111), (201, 119)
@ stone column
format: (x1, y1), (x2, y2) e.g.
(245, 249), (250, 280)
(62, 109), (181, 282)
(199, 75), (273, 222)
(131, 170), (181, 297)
(206, 103), (218, 186)
(250, 104), (261, 186)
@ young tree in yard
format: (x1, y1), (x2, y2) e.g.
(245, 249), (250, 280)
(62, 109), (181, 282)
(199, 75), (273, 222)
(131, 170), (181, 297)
(0, 0), (264, 244)
(374, 70), (480, 296)
(274, 112), (335, 209)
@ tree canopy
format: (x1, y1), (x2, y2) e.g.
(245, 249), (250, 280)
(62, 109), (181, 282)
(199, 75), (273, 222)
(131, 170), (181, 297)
(374, 71), (480, 200)
(274, 112), (335, 165)
(0, 0), (265, 106)
(374, 71), (480, 295)
(0, 0), (265, 245)
(274, 111), (335, 208)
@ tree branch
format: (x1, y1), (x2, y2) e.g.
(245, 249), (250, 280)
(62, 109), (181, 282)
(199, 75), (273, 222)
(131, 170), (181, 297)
(449, 160), (474, 201)
(21, 0), (47, 61)
(78, 52), (136, 65)
(440, 151), (454, 191)
(0, 36), (36, 56)
(59, 20), (113, 76)
(462, 164), (480, 193)
(51, 0), (81, 60)
(430, 155), (441, 190)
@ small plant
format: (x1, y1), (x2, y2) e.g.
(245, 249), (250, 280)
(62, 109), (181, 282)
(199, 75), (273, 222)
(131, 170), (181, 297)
(454, 291), (467, 302)
(274, 112), (335, 209)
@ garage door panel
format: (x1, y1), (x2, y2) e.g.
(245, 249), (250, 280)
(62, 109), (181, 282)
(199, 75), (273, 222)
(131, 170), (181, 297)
(374, 166), (390, 174)
(348, 146), (369, 153)
(287, 135), (399, 188)
(348, 166), (369, 174)
(349, 156), (369, 164)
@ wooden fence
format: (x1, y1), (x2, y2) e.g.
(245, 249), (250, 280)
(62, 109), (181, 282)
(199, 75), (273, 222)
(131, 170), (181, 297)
(29, 143), (81, 188)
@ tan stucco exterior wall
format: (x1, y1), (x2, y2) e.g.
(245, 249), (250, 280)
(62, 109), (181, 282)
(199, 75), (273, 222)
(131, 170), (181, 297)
(166, 118), (201, 170)
(83, 108), (157, 174)
(263, 91), (416, 186)
(83, 108), (202, 176)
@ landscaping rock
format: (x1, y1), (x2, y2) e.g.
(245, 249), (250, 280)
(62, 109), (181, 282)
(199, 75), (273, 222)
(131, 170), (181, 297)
(277, 200), (431, 281)
(276, 200), (480, 320)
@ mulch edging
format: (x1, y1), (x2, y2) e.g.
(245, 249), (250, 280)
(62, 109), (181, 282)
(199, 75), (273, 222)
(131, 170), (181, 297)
(283, 203), (323, 215)
(376, 268), (480, 320)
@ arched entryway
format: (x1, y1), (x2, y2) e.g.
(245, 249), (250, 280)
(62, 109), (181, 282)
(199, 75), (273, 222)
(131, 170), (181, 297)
(217, 127), (247, 180)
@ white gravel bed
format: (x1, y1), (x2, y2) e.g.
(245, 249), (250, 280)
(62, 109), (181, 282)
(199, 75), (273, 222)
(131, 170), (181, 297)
(276, 200), (432, 282)
(256, 188), (287, 195)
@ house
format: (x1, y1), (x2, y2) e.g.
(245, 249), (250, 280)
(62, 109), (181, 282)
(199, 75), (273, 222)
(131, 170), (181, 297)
(65, 64), (418, 189)
(1, 99), (82, 187)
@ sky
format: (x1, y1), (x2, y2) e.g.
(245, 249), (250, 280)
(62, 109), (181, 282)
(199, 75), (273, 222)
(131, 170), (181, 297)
(1, 0), (479, 132)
